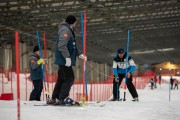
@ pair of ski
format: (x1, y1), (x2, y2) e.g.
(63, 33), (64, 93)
(34, 101), (105, 107)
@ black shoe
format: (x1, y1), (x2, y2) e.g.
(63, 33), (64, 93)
(109, 98), (117, 101)
(109, 98), (122, 101)
(118, 98), (122, 101)
(132, 97), (139, 102)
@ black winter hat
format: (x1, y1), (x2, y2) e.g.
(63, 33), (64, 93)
(117, 48), (125, 54)
(33, 45), (39, 52)
(65, 15), (77, 24)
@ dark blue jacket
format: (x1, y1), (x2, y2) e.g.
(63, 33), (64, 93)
(54, 22), (79, 66)
(29, 52), (43, 80)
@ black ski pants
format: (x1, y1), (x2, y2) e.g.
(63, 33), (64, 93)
(52, 65), (74, 101)
(113, 74), (138, 100)
(30, 79), (43, 101)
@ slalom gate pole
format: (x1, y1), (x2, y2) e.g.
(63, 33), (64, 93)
(80, 13), (85, 103)
(83, 13), (88, 102)
(2, 66), (4, 94)
(36, 31), (48, 102)
(123, 29), (131, 101)
(80, 12), (88, 104)
(10, 68), (13, 93)
(43, 32), (50, 99)
(15, 31), (20, 120)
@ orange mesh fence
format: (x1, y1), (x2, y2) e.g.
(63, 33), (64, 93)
(0, 69), (170, 101)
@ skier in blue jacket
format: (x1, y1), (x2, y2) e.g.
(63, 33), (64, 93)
(111, 48), (139, 101)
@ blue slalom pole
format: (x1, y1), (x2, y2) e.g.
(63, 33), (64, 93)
(125, 29), (131, 83)
(123, 29), (131, 101)
(80, 13), (84, 48)
(36, 31), (48, 101)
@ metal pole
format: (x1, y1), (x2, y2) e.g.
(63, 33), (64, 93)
(15, 31), (21, 120)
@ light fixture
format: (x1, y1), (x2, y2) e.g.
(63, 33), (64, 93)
(132, 48), (175, 54)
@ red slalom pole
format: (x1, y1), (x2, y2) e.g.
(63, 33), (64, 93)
(25, 70), (27, 101)
(15, 31), (20, 120)
(43, 33), (50, 98)
(10, 68), (13, 93)
(2, 66), (4, 94)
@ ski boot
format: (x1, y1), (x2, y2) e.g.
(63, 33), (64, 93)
(132, 97), (139, 102)
(63, 97), (80, 106)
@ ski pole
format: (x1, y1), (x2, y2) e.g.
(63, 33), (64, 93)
(115, 75), (119, 100)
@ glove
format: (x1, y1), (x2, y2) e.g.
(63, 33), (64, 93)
(37, 58), (45, 65)
(79, 54), (87, 61)
(115, 77), (119, 82)
(65, 58), (71, 67)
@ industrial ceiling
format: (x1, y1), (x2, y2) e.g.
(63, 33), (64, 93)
(0, 0), (180, 65)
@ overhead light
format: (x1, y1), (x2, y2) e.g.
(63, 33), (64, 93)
(132, 48), (175, 55)
(157, 48), (175, 51)
(90, 0), (96, 2)
(90, 18), (103, 22)
(30, 10), (39, 13)
(132, 50), (154, 54)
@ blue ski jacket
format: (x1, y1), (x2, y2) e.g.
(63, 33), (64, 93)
(112, 52), (136, 77)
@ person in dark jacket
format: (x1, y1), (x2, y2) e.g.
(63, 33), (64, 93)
(170, 77), (174, 90)
(158, 73), (162, 85)
(111, 48), (138, 101)
(150, 78), (154, 90)
(48, 15), (87, 105)
(29, 46), (46, 101)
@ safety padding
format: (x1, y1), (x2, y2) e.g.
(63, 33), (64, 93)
(0, 93), (14, 100)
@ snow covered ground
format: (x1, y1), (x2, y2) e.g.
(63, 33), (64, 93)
(0, 82), (180, 120)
